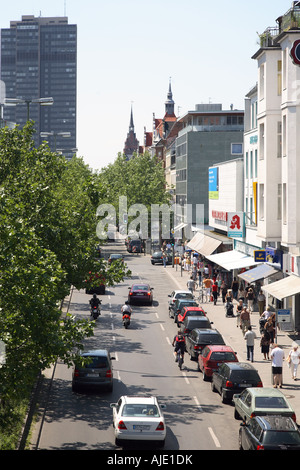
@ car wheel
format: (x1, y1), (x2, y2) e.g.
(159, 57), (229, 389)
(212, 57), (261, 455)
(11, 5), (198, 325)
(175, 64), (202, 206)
(234, 408), (241, 420)
(115, 438), (121, 447)
(211, 381), (217, 392)
(202, 371), (209, 382)
(221, 389), (229, 404)
(238, 432), (243, 450)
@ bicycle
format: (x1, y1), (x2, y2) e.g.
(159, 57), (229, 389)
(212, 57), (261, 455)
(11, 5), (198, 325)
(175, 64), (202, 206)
(176, 349), (184, 370)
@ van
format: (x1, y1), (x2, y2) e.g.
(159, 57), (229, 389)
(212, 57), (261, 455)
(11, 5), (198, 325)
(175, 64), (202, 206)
(127, 239), (142, 253)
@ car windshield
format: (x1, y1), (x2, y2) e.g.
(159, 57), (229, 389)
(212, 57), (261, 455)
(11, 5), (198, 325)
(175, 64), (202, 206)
(122, 404), (160, 417)
(210, 352), (236, 361)
(177, 293), (193, 299)
(178, 301), (198, 307)
(186, 310), (205, 316)
(255, 397), (289, 409)
(198, 334), (224, 344)
(263, 431), (300, 446)
(132, 285), (149, 291)
(82, 356), (108, 369)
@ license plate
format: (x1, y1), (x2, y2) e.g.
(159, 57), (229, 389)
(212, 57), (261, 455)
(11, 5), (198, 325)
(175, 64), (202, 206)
(136, 293), (144, 296)
(87, 373), (99, 377)
(239, 383), (251, 387)
(133, 425), (150, 430)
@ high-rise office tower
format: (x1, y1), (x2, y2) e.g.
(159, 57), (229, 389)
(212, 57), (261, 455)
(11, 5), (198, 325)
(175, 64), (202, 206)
(1, 15), (77, 158)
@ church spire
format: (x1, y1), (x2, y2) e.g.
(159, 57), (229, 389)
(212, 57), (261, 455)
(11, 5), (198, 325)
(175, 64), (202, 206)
(123, 103), (139, 160)
(129, 103), (134, 132)
(165, 78), (175, 117)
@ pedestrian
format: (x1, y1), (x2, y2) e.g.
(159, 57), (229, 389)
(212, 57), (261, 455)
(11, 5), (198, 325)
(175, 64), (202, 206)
(260, 330), (271, 360)
(231, 277), (239, 300)
(238, 283), (246, 303)
(203, 276), (212, 302)
(221, 281), (227, 303)
(217, 277), (222, 295)
(162, 252), (167, 268)
(240, 307), (251, 335)
(271, 344), (285, 388)
(287, 344), (300, 380)
(265, 317), (275, 344)
(259, 306), (272, 332)
(257, 290), (266, 315)
(244, 326), (256, 362)
(246, 287), (254, 312)
(212, 281), (218, 305)
(187, 276), (197, 294)
(236, 299), (244, 328)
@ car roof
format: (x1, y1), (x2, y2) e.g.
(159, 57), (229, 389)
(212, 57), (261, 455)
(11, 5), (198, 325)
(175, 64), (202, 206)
(131, 283), (149, 288)
(255, 416), (299, 431)
(81, 349), (110, 357)
(243, 387), (288, 397)
(205, 345), (235, 352)
(173, 290), (192, 294)
(224, 362), (257, 370)
(184, 316), (209, 322)
(183, 307), (205, 311)
(121, 396), (158, 405)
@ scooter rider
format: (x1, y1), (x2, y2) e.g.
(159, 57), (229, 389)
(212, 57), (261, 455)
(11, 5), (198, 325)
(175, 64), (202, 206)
(121, 300), (132, 316)
(90, 293), (101, 315)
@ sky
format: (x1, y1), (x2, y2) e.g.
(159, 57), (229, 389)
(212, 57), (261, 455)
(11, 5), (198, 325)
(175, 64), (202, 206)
(0, 0), (289, 171)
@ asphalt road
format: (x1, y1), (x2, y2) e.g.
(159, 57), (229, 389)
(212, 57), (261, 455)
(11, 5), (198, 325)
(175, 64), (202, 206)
(33, 241), (241, 451)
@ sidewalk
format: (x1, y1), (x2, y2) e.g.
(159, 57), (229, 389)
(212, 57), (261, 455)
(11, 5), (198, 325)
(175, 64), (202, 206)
(163, 262), (300, 423)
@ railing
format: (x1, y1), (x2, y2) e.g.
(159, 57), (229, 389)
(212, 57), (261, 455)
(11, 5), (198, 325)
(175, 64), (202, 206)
(282, 7), (300, 31)
(259, 27), (280, 48)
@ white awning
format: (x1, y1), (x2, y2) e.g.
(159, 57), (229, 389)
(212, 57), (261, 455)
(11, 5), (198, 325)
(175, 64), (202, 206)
(206, 250), (259, 271)
(186, 232), (222, 257)
(238, 264), (279, 283)
(262, 275), (300, 301)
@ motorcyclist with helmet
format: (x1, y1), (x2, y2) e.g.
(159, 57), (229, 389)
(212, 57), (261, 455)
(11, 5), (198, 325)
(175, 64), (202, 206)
(89, 293), (101, 316)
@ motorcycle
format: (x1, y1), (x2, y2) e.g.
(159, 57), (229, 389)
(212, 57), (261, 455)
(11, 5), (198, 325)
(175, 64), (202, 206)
(90, 303), (101, 320)
(122, 313), (131, 329)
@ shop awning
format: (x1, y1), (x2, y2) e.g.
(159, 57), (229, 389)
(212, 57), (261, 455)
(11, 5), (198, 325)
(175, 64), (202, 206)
(186, 232), (222, 257)
(206, 250), (259, 271)
(262, 275), (300, 301)
(238, 264), (279, 283)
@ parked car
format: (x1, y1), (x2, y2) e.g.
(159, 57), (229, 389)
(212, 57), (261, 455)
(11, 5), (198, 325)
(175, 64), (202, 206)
(198, 345), (238, 381)
(128, 283), (153, 305)
(151, 251), (172, 265)
(211, 362), (263, 404)
(127, 239), (142, 253)
(185, 328), (225, 360)
(177, 306), (206, 325)
(108, 253), (124, 264)
(233, 387), (296, 423)
(179, 316), (212, 334)
(110, 395), (166, 447)
(171, 298), (199, 322)
(239, 415), (300, 450)
(168, 290), (194, 315)
(72, 349), (115, 392)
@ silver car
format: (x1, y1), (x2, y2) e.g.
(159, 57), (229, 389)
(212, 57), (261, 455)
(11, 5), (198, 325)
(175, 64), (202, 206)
(72, 349), (115, 392)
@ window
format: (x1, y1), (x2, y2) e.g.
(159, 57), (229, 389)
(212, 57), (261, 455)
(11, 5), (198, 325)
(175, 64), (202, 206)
(245, 152), (249, 179)
(277, 60), (282, 96)
(250, 151), (253, 179)
(259, 123), (265, 160)
(260, 64), (265, 100)
(282, 115), (287, 157)
(259, 184), (264, 221)
(232, 143), (243, 155)
(277, 121), (282, 158)
(283, 183), (287, 225)
(255, 150), (258, 178)
(277, 184), (282, 220)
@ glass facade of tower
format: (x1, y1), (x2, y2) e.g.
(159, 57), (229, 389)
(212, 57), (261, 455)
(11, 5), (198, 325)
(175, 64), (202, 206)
(1, 16), (77, 158)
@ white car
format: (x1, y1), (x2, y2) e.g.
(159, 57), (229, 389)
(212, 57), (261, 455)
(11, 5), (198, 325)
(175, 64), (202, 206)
(168, 290), (194, 315)
(110, 395), (166, 447)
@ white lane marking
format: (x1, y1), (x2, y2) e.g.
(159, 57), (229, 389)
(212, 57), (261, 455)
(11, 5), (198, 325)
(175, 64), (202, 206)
(160, 323), (165, 331)
(166, 337), (171, 345)
(155, 312), (159, 319)
(114, 352), (119, 362)
(111, 323), (114, 330)
(208, 427), (221, 448)
(193, 396), (203, 413)
(117, 371), (121, 382)
(113, 336), (116, 343)
(108, 295), (111, 300)
(182, 371), (190, 385)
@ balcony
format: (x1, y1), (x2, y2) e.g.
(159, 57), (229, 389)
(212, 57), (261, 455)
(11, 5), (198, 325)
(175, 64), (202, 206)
(258, 27), (280, 48)
(281, 6), (300, 31)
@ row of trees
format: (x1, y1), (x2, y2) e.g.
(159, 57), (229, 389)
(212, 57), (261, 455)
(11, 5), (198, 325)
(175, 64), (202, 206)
(0, 125), (170, 410)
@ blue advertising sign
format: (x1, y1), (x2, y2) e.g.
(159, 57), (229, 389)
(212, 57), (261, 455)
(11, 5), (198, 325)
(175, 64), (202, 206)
(209, 167), (219, 200)
(254, 250), (266, 262)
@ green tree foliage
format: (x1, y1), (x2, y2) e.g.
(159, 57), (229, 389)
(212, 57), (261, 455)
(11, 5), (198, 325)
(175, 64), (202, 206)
(0, 124), (129, 402)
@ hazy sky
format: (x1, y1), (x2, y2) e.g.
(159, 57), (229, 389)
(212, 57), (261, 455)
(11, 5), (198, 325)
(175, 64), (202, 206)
(0, 0), (288, 171)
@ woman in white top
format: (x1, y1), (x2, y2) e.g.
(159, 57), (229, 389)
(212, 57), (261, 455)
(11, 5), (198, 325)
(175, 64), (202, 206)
(287, 344), (300, 380)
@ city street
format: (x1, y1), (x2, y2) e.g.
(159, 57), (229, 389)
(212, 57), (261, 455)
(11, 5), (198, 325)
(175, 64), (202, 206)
(32, 242), (244, 451)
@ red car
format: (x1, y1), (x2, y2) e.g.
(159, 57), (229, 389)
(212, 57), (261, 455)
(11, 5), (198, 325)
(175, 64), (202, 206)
(128, 283), (153, 305)
(177, 306), (206, 325)
(198, 345), (238, 381)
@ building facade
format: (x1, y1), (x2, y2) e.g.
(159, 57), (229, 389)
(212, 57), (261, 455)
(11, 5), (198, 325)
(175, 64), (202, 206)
(1, 15), (77, 158)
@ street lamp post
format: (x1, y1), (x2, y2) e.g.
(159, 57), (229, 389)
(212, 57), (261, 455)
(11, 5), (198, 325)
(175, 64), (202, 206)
(4, 97), (54, 121)
(40, 131), (71, 151)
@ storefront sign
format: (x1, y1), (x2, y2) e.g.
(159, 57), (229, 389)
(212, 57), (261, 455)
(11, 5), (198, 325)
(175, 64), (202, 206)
(227, 212), (245, 239)
(211, 210), (227, 222)
(277, 309), (291, 323)
(209, 167), (219, 200)
(290, 39), (300, 66)
(254, 250), (266, 262)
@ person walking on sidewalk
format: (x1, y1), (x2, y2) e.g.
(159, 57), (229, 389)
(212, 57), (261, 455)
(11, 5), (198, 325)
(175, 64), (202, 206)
(212, 281), (218, 305)
(240, 307), (251, 335)
(257, 290), (266, 315)
(187, 276), (198, 295)
(221, 281), (228, 303)
(203, 277), (212, 303)
(236, 299), (243, 328)
(231, 277), (239, 300)
(287, 344), (300, 380)
(246, 287), (254, 312)
(260, 330), (271, 360)
(244, 326), (256, 362)
(271, 344), (285, 388)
